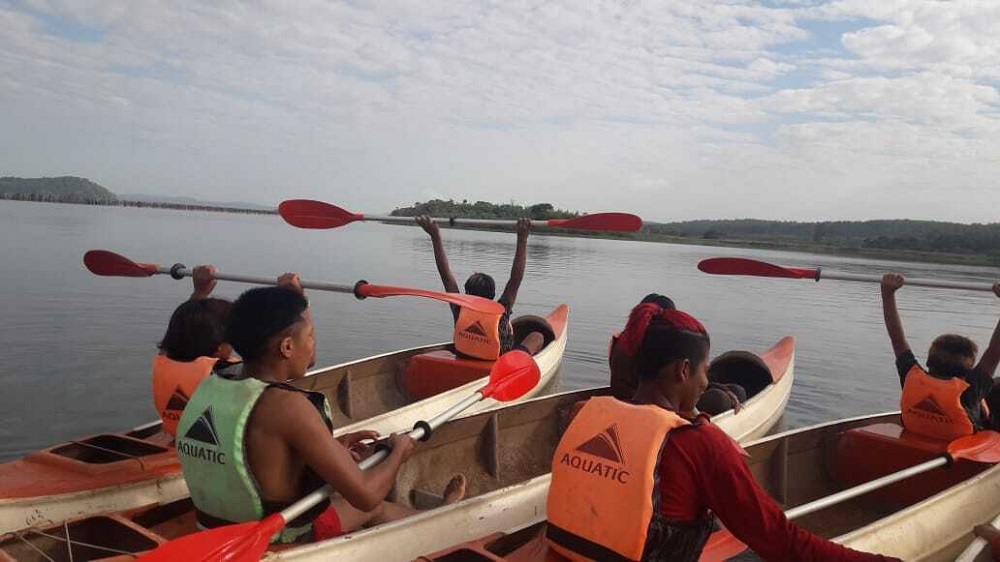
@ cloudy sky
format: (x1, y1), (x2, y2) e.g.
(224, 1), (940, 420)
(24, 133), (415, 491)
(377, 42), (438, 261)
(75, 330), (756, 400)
(2, 1), (999, 223)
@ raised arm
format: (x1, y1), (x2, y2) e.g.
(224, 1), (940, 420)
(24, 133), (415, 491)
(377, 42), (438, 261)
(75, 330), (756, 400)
(417, 216), (459, 294)
(974, 283), (1000, 376)
(499, 219), (530, 307)
(881, 274), (911, 357)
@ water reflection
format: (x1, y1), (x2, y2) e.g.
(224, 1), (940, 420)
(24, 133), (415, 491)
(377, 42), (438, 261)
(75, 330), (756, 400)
(0, 200), (997, 461)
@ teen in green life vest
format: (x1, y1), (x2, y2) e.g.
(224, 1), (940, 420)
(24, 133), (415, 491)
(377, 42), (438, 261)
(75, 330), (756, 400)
(417, 216), (545, 359)
(176, 276), (466, 544)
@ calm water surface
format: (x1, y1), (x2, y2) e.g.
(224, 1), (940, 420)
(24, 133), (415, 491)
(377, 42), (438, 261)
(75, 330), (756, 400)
(1, 201), (998, 461)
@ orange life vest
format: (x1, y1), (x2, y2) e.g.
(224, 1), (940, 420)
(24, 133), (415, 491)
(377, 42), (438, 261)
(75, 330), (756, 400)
(900, 364), (975, 441)
(546, 396), (690, 561)
(152, 355), (218, 437)
(453, 307), (504, 360)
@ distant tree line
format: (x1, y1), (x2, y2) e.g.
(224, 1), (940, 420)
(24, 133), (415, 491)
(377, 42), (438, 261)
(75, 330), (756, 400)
(0, 176), (274, 215)
(390, 199), (579, 220)
(642, 219), (1000, 261)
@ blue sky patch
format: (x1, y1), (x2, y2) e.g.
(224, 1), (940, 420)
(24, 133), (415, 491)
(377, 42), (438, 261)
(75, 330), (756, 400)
(31, 10), (106, 44)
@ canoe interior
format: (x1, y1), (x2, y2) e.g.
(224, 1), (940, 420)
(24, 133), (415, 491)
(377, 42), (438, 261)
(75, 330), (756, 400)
(292, 343), (452, 428)
(417, 413), (997, 561)
(749, 414), (992, 541)
(0, 388), (604, 562)
(296, 304), (568, 427)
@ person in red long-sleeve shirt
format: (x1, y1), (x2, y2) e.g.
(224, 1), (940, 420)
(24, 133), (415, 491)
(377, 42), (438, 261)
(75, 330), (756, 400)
(548, 303), (897, 562)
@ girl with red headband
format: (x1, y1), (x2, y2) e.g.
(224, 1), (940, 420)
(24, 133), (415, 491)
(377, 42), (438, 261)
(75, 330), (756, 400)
(547, 305), (896, 561)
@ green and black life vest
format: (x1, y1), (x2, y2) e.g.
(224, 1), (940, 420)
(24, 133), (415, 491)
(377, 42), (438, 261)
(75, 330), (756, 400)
(175, 368), (334, 544)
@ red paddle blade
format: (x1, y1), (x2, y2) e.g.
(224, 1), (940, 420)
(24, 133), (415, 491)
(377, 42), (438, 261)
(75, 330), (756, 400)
(698, 529), (749, 562)
(949, 431), (1000, 463)
(547, 213), (643, 232)
(278, 199), (365, 229)
(138, 514), (283, 562)
(480, 350), (541, 401)
(83, 250), (159, 277)
(358, 284), (505, 315)
(697, 257), (817, 280)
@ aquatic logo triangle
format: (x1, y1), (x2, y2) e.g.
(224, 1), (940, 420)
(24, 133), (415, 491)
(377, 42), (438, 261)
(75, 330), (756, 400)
(165, 387), (189, 412)
(912, 395), (948, 417)
(463, 321), (489, 337)
(183, 407), (221, 446)
(575, 424), (627, 465)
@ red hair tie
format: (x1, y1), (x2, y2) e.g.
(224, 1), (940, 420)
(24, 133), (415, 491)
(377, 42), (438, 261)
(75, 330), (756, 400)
(617, 305), (707, 357)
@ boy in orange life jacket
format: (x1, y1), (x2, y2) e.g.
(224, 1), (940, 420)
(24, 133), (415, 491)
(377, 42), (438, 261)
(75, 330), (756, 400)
(880, 274), (1000, 439)
(416, 215), (545, 357)
(152, 266), (236, 438)
(547, 304), (896, 561)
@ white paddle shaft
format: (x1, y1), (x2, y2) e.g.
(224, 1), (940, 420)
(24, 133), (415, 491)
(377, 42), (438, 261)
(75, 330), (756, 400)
(818, 270), (995, 292)
(280, 391), (483, 523)
(361, 214), (546, 228)
(156, 265), (357, 294)
(785, 456), (947, 519)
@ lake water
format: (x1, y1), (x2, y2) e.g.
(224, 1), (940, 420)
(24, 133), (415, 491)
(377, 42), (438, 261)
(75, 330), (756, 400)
(1, 200), (997, 462)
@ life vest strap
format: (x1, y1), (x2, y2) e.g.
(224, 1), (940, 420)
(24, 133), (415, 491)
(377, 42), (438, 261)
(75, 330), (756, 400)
(547, 522), (637, 562)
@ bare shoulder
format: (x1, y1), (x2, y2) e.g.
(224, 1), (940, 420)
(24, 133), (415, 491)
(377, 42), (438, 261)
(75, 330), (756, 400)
(250, 387), (320, 433)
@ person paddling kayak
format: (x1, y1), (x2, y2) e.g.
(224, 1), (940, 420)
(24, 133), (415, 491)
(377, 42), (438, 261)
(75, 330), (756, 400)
(417, 215), (544, 358)
(547, 304), (897, 561)
(176, 278), (465, 544)
(881, 274), (1000, 439)
(152, 265), (236, 438)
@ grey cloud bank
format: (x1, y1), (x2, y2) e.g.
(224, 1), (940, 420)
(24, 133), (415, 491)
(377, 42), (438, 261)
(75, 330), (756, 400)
(1, 0), (998, 223)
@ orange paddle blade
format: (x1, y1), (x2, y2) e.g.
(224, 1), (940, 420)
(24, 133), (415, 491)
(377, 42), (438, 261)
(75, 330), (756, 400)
(547, 213), (643, 232)
(84, 250), (159, 277)
(138, 514), (284, 562)
(480, 350), (540, 401)
(357, 283), (505, 315)
(698, 257), (817, 280)
(949, 431), (1000, 463)
(698, 528), (749, 562)
(279, 199), (364, 229)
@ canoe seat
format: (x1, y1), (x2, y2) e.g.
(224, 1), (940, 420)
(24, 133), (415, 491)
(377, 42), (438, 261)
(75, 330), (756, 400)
(46, 434), (170, 466)
(0, 514), (161, 560)
(402, 349), (494, 400)
(831, 422), (988, 507)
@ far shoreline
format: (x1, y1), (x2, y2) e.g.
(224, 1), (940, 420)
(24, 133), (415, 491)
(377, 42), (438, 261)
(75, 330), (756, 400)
(3, 197), (997, 269)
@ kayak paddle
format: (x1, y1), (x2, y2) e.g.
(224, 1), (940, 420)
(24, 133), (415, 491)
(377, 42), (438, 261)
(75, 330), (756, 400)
(784, 430), (1000, 519)
(137, 350), (541, 562)
(83, 250), (505, 315)
(699, 430), (1000, 561)
(278, 199), (643, 232)
(698, 257), (996, 292)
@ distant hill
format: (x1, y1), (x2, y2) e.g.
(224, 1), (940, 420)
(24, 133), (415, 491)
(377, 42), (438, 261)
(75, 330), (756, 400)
(121, 193), (273, 211)
(0, 176), (117, 203)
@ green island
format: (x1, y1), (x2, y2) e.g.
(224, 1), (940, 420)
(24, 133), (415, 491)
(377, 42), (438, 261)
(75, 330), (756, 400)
(391, 201), (1000, 267)
(2, 177), (997, 266)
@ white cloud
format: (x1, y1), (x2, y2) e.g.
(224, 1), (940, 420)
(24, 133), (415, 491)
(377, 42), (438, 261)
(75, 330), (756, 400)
(0, 1), (998, 222)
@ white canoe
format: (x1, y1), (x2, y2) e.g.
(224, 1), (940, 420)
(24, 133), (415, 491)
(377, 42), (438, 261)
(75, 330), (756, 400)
(418, 411), (1000, 562)
(272, 336), (794, 561)
(0, 335), (791, 561)
(0, 304), (568, 535)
